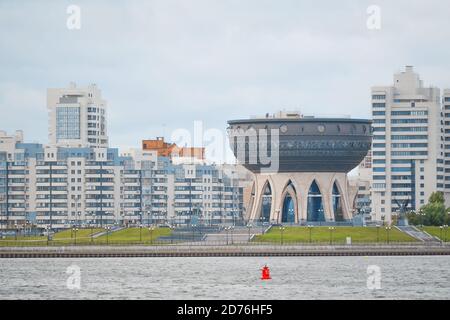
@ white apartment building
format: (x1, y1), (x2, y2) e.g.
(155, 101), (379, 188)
(48, 82), (108, 149)
(121, 149), (244, 226)
(371, 66), (448, 223)
(444, 89), (450, 192)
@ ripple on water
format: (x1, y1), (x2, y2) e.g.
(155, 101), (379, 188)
(0, 256), (449, 299)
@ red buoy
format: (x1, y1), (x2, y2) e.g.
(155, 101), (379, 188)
(261, 264), (271, 280)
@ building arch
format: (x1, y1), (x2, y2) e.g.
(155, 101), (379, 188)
(307, 179), (325, 222)
(331, 180), (345, 222)
(280, 180), (298, 223)
(258, 179), (273, 223)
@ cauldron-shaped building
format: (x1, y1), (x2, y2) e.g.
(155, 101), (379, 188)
(227, 112), (372, 224)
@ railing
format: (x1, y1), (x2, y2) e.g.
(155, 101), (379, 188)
(1, 238), (449, 248)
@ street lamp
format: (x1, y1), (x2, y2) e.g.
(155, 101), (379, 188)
(328, 226), (335, 245)
(149, 226), (155, 244)
(308, 225), (313, 243)
(46, 225), (52, 245)
(191, 224), (196, 242)
(139, 224), (143, 243)
(279, 227), (286, 245)
(90, 221), (94, 244)
(260, 216), (265, 234)
(73, 227), (78, 245)
(385, 226), (391, 244)
(230, 226), (234, 244)
(105, 226), (111, 245)
(246, 223), (252, 242)
(376, 225), (380, 243)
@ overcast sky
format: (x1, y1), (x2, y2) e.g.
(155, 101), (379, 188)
(1, 0), (450, 160)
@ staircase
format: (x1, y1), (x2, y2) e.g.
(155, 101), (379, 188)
(203, 225), (270, 243)
(396, 226), (439, 243)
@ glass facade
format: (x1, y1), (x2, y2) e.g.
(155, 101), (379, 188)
(56, 105), (80, 140)
(281, 194), (295, 223)
(261, 184), (272, 222)
(332, 182), (344, 221)
(307, 181), (324, 222)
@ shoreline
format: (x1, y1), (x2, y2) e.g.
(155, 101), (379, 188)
(1, 244), (449, 258)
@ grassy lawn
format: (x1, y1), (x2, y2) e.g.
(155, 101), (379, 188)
(94, 227), (172, 244)
(254, 226), (417, 243)
(421, 226), (450, 242)
(53, 228), (103, 240)
(0, 227), (172, 246)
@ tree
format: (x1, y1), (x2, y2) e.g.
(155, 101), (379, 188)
(416, 192), (449, 226)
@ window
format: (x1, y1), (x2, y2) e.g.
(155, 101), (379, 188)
(372, 95), (386, 100)
(391, 135), (428, 140)
(391, 127), (427, 132)
(391, 183), (412, 188)
(391, 119), (428, 124)
(391, 143), (427, 148)
(391, 159), (412, 164)
(391, 151), (428, 156)
(56, 105), (80, 140)
(391, 110), (428, 116)
(392, 167), (411, 172)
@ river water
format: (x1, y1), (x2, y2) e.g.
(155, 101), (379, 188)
(0, 256), (449, 299)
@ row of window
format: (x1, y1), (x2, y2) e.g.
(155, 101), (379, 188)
(372, 127), (429, 132)
(391, 110), (428, 116)
(391, 143), (428, 148)
(372, 167), (412, 173)
(391, 119), (428, 124)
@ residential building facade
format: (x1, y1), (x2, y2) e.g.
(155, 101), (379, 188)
(370, 66), (448, 223)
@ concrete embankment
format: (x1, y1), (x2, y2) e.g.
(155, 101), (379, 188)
(1, 244), (449, 258)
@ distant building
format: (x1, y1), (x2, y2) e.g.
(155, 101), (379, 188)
(121, 148), (244, 226)
(370, 66), (449, 223)
(228, 111), (372, 224)
(0, 81), (244, 229)
(48, 82), (108, 149)
(349, 154), (372, 225)
(142, 137), (205, 160)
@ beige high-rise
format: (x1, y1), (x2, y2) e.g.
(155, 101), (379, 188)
(371, 66), (448, 223)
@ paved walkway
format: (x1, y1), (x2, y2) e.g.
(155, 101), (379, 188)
(396, 226), (438, 242)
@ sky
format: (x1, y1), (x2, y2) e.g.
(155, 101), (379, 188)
(1, 0), (450, 162)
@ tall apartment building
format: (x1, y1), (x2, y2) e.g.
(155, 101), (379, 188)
(370, 66), (448, 223)
(122, 148), (244, 226)
(0, 138), (134, 229)
(0, 137), (244, 229)
(444, 89), (450, 191)
(48, 82), (108, 149)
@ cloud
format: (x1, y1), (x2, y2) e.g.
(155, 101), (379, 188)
(0, 0), (449, 157)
